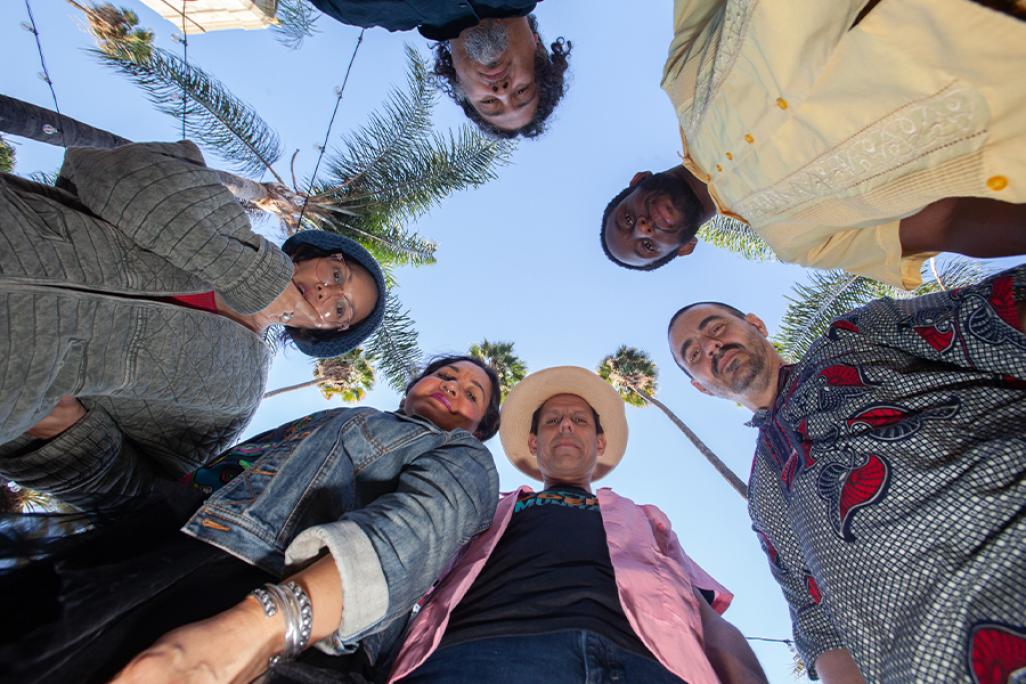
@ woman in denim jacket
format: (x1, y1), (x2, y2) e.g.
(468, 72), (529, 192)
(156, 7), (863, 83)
(0, 355), (501, 684)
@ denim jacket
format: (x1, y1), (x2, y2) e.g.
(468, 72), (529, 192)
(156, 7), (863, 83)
(181, 407), (499, 658)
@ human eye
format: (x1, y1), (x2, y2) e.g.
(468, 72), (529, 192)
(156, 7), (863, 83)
(335, 299), (353, 328)
(544, 415), (559, 425)
(573, 416), (587, 424)
(641, 238), (656, 254)
(465, 389), (478, 403)
(624, 211), (635, 228)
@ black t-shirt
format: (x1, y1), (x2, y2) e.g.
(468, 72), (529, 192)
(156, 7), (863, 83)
(439, 487), (652, 657)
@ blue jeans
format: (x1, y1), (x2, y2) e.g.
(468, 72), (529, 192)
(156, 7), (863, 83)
(399, 630), (686, 683)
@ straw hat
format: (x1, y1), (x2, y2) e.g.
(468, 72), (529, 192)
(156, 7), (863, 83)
(499, 366), (628, 481)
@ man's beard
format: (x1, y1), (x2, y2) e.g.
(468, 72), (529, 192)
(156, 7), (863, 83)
(459, 19), (509, 66)
(636, 171), (700, 239)
(714, 344), (767, 394)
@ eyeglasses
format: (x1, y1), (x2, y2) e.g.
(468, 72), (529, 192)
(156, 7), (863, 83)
(313, 254), (357, 331)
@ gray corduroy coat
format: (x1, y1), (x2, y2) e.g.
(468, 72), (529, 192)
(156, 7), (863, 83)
(0, 141), (293, 508)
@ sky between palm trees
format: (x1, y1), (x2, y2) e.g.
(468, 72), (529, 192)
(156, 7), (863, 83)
(5, 2), (1024, 681)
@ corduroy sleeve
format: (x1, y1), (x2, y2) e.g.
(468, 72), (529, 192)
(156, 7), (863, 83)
(58, 141), (292, 314)
(0, 403), (161, 510)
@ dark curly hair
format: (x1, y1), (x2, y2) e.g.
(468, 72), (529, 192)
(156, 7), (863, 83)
(403, 355), (502, 441)
(431, 14), (572, 139)
(599, 184), (680, 271)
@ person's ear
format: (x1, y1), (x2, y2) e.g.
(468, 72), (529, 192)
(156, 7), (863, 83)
(744, 313), (770, 339)
(595, 432), (607, 457)
(677, 237), (698, 257)
(528, 433), (538, 456)
(691, 379), (715, 396)
(629, 171), (652, 187)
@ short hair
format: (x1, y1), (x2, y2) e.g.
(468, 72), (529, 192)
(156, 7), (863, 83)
(599, 184), (681, 272)
(431, 15), (573, 140)
(529, 398), (604, 435)
(667, 301), (747, 377)
(404, 355), (502, 441)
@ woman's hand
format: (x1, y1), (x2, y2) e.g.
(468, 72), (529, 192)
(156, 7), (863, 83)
(111, 597), (283, 684)
(216, 282), (330, 334)
(25, 396), (87, 440)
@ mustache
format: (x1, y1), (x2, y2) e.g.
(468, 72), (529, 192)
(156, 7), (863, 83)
(712, 343), (744, 375)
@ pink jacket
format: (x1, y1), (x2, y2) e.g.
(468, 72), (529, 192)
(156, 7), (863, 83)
(387, 486), (733, 683)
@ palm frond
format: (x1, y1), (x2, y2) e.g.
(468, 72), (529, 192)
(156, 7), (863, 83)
(322, 45), (437, 194)
(89, 46), (282, 178)
(28, 170), (59, 185)
(308, 46), (511, 263)
(270, 0), (321, 50)
(469, 339), (527, 400)
(309, 209), (437, 267)
(697, 214), (776, 262)
(364, 294), (423, 391)
(773, 257), (988, 361)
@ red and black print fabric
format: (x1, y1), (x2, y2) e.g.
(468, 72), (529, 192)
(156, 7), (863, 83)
(748, 266), (1026, 682)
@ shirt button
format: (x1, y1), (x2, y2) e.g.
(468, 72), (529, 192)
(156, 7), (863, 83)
(744, 133), (755, 144)
(725, 152), (733, 160)
(716, 164), (723, 172)
(987, 175), (1008, 191)
(776, 97), (788, 109)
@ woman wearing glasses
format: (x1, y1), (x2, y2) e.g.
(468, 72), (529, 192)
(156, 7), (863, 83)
(0, 141), (385, 509)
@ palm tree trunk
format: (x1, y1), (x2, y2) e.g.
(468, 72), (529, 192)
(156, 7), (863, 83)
(636, 388), (748, 500)
(263, 377), (323, 399)
(0, 94), (130, 149)
(0, 95), (297, 214)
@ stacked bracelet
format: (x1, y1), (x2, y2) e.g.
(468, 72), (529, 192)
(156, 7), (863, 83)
(249, 581), (314, 667)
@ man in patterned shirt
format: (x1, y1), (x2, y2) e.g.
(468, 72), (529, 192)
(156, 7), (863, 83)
(667, 266), (1026, 682)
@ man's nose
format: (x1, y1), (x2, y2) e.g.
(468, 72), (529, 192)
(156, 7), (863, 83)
(704, 337), (722, 357)
(490, 78), (509, 93)
(559, 416), (575, 432)
(634, 215), (655, 237)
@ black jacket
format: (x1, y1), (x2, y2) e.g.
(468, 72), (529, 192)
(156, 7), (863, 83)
(308, 0), (539, 40)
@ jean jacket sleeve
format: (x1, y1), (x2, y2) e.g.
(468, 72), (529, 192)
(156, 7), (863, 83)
(283, 434), (499, 650)
(57, 141), (292, 314)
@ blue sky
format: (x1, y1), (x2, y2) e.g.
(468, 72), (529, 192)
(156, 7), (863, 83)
(0, 1), (923, 680)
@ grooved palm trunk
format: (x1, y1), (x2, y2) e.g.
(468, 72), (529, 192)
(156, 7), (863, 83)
(263, 377), (323, 399)
(635, 386), (748, 499)
(0, 94), (130, 149)
(0, 95), (287, 208)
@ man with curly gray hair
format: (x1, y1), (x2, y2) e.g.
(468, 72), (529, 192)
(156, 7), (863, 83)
(308, 1), (572, 139)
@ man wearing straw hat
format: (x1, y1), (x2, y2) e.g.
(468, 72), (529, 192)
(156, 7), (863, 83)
(385, 366), (767, 683)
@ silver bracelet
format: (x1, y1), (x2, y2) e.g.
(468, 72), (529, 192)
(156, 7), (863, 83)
(248, 581), (314, 668)
(283, 580), (314, 654)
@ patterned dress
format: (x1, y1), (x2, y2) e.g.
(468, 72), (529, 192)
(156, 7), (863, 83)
(748, 266), (1026, 682)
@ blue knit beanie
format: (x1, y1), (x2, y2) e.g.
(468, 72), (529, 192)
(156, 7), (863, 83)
(280, 230), (387, 358)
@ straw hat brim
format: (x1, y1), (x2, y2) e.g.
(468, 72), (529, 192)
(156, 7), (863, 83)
(499, 366), (628, 482)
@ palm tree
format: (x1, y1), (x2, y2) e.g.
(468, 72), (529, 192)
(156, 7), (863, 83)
(773, 257), (986, 361)
(0, 93), (130, 149)
(469, 340), (527, 400)
(270, 0), (321, 49)
(598, 345), (748, 499)
(264, 348), (375, 401)
(18, 2), (513, 392)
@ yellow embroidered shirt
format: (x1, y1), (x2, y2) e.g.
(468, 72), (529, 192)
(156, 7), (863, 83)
(662, 0), (1026, 288)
